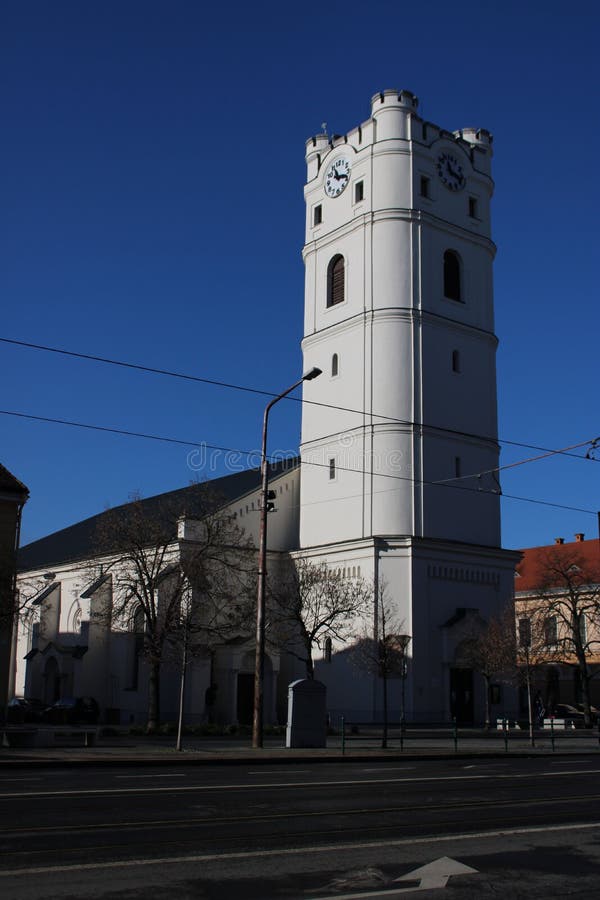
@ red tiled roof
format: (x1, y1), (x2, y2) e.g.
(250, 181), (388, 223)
(515, 537), (600, 593)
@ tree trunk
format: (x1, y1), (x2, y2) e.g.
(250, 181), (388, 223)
(525, 659), (534, 748)
(305, 636), (314, 679)
(575, 651), (592, 727)
(381, 671), (388, 749)
(147, 660), (161, 734)
(176, 633), (188, 752)
(483, 674), (491, 730)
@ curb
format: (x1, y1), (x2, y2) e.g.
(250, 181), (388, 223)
(1, 747), (599, 768)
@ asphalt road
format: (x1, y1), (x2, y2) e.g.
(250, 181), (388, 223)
(1, 756), (600, 898)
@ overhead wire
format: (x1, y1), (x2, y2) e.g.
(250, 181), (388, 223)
(1, 408), (596, 517)
(0, 335), (595, 464)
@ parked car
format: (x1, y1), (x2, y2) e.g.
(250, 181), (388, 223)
(6, 697), (46, 724)
(43, 697), (100, 725)
(575, 704), (600, 725)
(548, 704), (586, 727)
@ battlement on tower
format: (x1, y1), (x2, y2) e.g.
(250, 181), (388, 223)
(305, 91), (493, 180)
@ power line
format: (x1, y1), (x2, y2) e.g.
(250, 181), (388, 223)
(0, 409), (255, 457)
(434, 437), (598, 487)
(1, 408), (595, 516)
(1, 335), (595, 464)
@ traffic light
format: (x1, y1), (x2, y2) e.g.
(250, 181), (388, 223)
(266, 489), (277, 512)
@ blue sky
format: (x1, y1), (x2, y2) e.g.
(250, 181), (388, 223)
(2, 0), (598, 550)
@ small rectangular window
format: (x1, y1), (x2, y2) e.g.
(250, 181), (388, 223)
(454, 456), (461, 478)
(420, 176), (430, 198)
(329, 458), (336, 480)
(518, 618), (531, 648)
(354, 180), (364, 202)
(468, 196), (478, 218)
(313, 204), (322, 226)
(544, 616), (558, 646)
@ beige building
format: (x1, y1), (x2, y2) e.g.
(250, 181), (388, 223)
(515, 534), (600, 715)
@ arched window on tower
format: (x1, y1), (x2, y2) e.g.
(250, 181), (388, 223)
(331, 353), (339, 377)
(327, 254), (345, 307)
(443, 250), (462, 302)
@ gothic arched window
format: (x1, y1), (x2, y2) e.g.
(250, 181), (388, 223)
(327, 254), (345, 307)
(443, 250), (461, 302)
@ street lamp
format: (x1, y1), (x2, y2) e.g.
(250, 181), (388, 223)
(252, 366), (322, 749)
(397, 633), (411, 725)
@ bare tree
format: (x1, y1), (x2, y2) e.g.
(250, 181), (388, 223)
(459, 605), (517, 729)
(349, 580), (409, 748)
(165, 545), (255, 750)
(515, 611), (554, 745)
(520, 546), (600, 727)
(273, 558), (371, 680)
(93, 487), (255, 733)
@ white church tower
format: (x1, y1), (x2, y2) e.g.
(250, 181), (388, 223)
(299, 90), (519, 724)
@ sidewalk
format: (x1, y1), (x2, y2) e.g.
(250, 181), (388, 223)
(2, 727), (600, 766)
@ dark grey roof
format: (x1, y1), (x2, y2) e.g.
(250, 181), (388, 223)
(18, 458), (299, 573)
(0, 463), (29, 498)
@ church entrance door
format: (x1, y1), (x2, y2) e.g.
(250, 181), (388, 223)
(237, 673), (254, 726)
(450, 668), (474, 725)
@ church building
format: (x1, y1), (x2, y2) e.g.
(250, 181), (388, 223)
(13, 91), (519, 727)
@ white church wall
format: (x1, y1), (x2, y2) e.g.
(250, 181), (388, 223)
(225, 465), (300, 552)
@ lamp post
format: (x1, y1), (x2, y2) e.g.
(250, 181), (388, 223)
(252, 366), (322, 749)
(397, 634), (411, 725)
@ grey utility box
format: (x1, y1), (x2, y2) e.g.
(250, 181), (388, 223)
(286, 678), (327, 748)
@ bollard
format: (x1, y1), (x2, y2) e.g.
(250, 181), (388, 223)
(550, 717), (555, 752)
(400, 716), (405, 753)
(341, 716), (345, 755)
(503, 718), (509, 753)
(453, 717), (458, 752)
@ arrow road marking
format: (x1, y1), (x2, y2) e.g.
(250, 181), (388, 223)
(308, 856), (478, 899)
(395, 856), (478, 890)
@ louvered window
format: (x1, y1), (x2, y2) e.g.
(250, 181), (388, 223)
(327, 255), (345, 307)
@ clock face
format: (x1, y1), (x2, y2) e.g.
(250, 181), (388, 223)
(324, 157), (351, 198)
(436, 153), (466, 192)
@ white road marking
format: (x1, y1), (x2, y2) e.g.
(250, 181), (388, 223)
(0, 767), (598, 800)
(0, 820), (599, 878)
(114, 774), (187, 779)
(246, 769), (311, 775)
